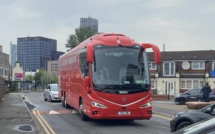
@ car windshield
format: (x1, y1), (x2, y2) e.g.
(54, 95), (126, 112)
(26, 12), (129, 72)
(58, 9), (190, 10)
(92, 44), (150, 93)
(50, 84), (58, 91)
(174, 117), (215, 134)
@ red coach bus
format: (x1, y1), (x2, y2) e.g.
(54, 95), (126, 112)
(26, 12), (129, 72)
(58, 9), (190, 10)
(58, 33), (160, 121)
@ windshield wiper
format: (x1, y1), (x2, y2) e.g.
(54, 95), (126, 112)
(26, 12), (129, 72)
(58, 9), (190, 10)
(100, 85), (116, 90)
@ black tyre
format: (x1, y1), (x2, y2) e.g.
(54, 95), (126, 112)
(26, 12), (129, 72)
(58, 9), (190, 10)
(62, 96), (65, 107)
(79, 100), (88, 121)
(44, 95), (47, 101)
(64, 97), (69, 109)
(176, 121), (192, 131)
(179, 98), (186, 105)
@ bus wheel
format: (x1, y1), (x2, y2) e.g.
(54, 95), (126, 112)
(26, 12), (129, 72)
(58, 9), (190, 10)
(64, 98), (69, 109)
(79, 100), (88, 121)
(62, 96), (65, 107)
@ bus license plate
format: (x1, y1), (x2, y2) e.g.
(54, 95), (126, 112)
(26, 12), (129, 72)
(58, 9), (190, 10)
(117, 111), (131, 115)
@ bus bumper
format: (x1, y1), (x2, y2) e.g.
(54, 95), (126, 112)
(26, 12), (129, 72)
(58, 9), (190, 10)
(87, 106), (152, 120)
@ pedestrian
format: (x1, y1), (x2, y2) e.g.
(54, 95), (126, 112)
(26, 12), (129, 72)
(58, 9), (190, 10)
(201, 82), (212, 102)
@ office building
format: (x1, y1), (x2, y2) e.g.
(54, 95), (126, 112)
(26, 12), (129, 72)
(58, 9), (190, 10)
(17, 36), (57, 71)
(80, 17), (98, 32)
(51, 50), (64, 61)
(0, 45), (10, 80)
(10, 42), (17, 68)
(47, 60), (58, 77)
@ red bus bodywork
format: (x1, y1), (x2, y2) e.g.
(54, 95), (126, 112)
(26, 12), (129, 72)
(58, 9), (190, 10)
(58, 33), (160, 120)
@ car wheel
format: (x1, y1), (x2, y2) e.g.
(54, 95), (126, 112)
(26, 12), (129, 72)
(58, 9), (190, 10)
(79, 100), (88, 121)
(44, 95), (47, 101)
(48, 96), (52, 102)
(176, 121), (192, 131)
(179, 98), (186, 105)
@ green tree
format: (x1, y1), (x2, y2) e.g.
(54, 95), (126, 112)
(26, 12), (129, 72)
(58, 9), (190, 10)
(65, 27), (97, 49)
(34, 68), (59, 89)
(34, 68), (45, 88)
(51, 75), (58, 83)
(25, 74), (33, 82)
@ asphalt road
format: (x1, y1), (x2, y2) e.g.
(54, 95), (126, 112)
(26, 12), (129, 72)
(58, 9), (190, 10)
(23, 92), (172, 134)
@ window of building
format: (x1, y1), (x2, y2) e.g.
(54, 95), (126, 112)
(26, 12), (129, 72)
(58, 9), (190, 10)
(151, 80), (156, 89)
(163, 62), (175, 76)
(192, 61), (205, 70)
(181, 80), (204, 89)
(149, 62), (157, 70)
(4, 70), (8, 76)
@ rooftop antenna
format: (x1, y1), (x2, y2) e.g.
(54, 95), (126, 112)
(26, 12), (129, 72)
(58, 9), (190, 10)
(163, 44), (165, 52)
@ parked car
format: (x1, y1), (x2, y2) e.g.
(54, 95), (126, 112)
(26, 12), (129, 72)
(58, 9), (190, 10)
(174, 88), (215, 105)
(173, 117), (215, 134)
(44, 84), (60, 102)
(170, 103), (215, 132)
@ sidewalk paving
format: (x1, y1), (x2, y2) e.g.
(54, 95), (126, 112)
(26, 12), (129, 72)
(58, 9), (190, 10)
(0, 93), (44, 134)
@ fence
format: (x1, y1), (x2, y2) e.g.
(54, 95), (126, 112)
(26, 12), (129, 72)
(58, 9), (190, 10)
(0, 77), (6, 101)
(8, 81), (35, 92)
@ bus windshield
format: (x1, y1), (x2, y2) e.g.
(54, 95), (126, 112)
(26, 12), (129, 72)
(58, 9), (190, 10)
(92, 44), (150, 93)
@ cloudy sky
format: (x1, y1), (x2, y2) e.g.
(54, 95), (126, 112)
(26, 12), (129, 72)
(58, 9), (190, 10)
(1, 0), (215, 55)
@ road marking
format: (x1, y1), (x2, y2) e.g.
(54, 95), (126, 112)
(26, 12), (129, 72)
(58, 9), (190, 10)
(33, 110), (50, 134)
(72, 110), (78, 113)
(38, 109), (74, 115)
(49, 110), (60, 114)
(33, 109), (56, 134)
(35, 110), (56, 134)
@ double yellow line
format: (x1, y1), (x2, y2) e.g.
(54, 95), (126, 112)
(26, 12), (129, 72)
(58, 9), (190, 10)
(32, 109), (56, 134)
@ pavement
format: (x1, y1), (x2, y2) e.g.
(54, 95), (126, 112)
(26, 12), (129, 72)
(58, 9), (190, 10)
(0, 93), (45, 134)
(0, 93), (191, 134)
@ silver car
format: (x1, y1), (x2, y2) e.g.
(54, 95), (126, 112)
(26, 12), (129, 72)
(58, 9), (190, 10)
(44, 84), (60, 102)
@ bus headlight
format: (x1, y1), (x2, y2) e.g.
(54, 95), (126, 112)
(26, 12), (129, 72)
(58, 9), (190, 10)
(140, 102), (152, 108)
(91, 101), (107, 109)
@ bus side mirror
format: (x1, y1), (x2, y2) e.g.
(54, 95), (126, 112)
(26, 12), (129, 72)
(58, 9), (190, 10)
(86, 44), (94, 63)
(141, 43), (161, 64)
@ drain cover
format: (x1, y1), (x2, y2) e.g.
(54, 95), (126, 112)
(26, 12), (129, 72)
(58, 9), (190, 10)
(18, 125), (32, 132)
